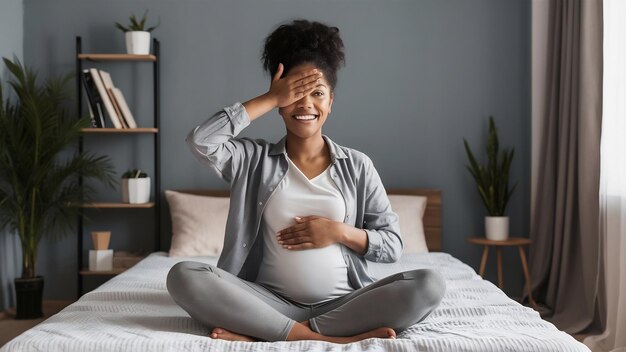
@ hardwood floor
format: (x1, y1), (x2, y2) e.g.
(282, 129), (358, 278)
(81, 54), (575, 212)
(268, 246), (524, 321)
(0, 300), (73, 347)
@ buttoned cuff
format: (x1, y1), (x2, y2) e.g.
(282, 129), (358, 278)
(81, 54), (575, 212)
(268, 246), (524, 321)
(364, 229), (383, 261)
(224, 102), (251, 133)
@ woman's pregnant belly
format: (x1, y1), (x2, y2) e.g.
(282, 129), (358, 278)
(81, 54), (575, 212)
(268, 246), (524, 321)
(256, 243), (352, 304)
(257, 161), (354, 304)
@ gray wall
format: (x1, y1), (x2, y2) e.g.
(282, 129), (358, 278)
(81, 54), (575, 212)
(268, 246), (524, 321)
(0, 0), (24, 312)
(21, 0), (530, 300)
(0, 0), (22, 70)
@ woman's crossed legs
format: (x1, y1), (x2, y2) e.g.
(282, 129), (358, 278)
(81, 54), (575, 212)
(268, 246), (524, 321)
(166, 261), (445, 343)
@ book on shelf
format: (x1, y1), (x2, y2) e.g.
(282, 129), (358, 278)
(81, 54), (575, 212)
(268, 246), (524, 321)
(81, 70), (106, 128)
(86, 103), (95, 125)
(107, 87), (128, 128)
(111, 88), (138, 128)
(100, 70), (137, 128)
(84, 91), (97, 128)
(89, 68), (123, 129)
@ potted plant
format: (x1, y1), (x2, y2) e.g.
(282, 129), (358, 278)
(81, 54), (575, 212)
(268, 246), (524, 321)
(0, 57), (116, 319)
(115, 10), (160, 55)
(463, 116), (517, 241)
(121, 169), (151, 204)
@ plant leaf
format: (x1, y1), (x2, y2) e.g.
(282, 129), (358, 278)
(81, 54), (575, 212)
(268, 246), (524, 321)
(145, 16), (160, 32)
(463, 116), (516, 216)
(115, 22), (129, 32)
(139, 9), (148, 30)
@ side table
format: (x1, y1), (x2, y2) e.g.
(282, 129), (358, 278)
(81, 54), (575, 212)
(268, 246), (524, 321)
(466, 236), (536, 307)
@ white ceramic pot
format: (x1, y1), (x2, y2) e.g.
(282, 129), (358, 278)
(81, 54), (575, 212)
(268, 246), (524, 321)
(125, 31), (151, 55)
(485, 216), (509, 241)
(121, 177), (151, 204)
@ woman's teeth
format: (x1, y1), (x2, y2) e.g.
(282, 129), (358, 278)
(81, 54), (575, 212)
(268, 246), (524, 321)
(293, 115), (318, 121)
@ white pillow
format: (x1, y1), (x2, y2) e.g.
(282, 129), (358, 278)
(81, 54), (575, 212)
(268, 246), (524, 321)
(387, 195), (428, 253)
(165, 190), (229, 256)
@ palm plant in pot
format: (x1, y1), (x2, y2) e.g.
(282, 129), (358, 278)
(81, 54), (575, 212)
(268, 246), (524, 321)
(115, 10), (160, 55)
(463, 116), (517, 241)
(0, 58), (116, 319)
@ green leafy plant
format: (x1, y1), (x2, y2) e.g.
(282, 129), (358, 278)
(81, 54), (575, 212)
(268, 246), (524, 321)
(115, 10), (160, 32)
(463, 116), (517, 216)
(0, 57), (117, 279)
(122, 169), (148, 178)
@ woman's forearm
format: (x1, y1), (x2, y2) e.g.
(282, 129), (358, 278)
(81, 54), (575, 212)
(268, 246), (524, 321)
(243, 92), (278, 122)
(338, 224), (369, 256)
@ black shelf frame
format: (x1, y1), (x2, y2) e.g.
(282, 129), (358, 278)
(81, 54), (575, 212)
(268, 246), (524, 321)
(75, 36), (161, 298)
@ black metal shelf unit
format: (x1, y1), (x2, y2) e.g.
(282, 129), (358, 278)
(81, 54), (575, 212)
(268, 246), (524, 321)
(75, 36), (161, 297)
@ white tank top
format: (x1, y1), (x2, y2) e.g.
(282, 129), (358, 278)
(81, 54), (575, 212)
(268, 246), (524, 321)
(255, 156), (353, 304)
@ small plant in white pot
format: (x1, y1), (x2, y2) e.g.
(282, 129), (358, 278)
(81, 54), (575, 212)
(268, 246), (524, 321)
(464, 116), (517, 241)
(115, 10), (160, 55)
(121, 169), (151, 204)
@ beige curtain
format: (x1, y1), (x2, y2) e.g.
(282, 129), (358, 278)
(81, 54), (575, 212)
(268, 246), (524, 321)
(584, 0), (626, 350)
(529, 0), (605, 334)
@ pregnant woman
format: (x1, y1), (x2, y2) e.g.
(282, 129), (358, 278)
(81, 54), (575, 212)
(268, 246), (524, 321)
(167, 19), (446, 343)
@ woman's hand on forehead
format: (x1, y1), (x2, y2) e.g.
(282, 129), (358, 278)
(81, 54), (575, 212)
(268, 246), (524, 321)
(268, 63), (323, 108)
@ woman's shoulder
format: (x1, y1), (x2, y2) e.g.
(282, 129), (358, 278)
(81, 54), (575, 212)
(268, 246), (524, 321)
(325, 136), (377, 176)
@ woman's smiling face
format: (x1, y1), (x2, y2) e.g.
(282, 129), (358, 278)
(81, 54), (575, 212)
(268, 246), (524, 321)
(278, 63), (334, 139)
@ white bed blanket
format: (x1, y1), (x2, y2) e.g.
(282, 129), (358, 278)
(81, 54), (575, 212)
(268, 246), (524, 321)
(2, 252), (589, 352)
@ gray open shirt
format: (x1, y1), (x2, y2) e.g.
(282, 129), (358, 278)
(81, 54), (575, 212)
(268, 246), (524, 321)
(186, 102), (403, 289)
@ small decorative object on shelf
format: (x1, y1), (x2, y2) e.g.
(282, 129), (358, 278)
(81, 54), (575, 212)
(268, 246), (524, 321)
(115, 10), (160, 55)
(121, 169), (151, 204)
(91, 231), (111, 250)
(463, 116), (517, 241)
(89, 231), (113, 271)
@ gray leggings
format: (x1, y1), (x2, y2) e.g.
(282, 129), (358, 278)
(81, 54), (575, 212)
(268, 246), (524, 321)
(166, 261), (445, 341)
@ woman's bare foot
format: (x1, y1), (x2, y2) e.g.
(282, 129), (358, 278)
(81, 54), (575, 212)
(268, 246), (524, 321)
(351, 327), (396, 341)
(209, 323), (396, 344)
(289, 322), (396, 344)
(209, 327), (257, 342)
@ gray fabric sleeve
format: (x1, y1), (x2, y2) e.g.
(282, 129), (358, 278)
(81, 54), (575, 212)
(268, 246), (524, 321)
(361, 155), (404, 263)
(185, 102), (250, 184)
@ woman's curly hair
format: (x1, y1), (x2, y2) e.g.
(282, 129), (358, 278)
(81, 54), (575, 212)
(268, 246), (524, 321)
(261, 19), (345, 91)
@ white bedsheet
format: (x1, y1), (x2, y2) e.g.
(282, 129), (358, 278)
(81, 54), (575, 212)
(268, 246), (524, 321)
(2, 252), (589, 352)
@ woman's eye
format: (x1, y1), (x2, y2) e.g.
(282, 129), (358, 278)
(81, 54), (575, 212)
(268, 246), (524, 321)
(313, 91), (324, 96)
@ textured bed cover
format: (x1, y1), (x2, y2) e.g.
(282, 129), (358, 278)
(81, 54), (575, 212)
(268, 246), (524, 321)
(2, 252), (589, 352)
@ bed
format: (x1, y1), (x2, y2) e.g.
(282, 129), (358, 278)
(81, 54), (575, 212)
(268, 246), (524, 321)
(1, 189), (590, 352)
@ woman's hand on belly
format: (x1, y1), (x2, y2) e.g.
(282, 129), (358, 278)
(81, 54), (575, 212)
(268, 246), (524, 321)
(277, 216), (369, 255)
(276, 216), (344, 250)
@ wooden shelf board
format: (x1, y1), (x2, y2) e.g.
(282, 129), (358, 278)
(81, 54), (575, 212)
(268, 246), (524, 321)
(78, 53), (156, 61)
(80, 202), (155, 209)
(81, 128), (158, 133)
(80, 268), (126, 276)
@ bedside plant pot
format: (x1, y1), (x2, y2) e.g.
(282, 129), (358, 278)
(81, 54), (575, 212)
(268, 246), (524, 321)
(125, 31), (151, 55)
(121, 177), (151, 204)
(485, 216), (509, 241)
(14, 276), (44, 319)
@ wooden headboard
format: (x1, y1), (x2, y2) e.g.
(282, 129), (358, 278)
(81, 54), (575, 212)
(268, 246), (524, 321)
(174, 188), (442, 252)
